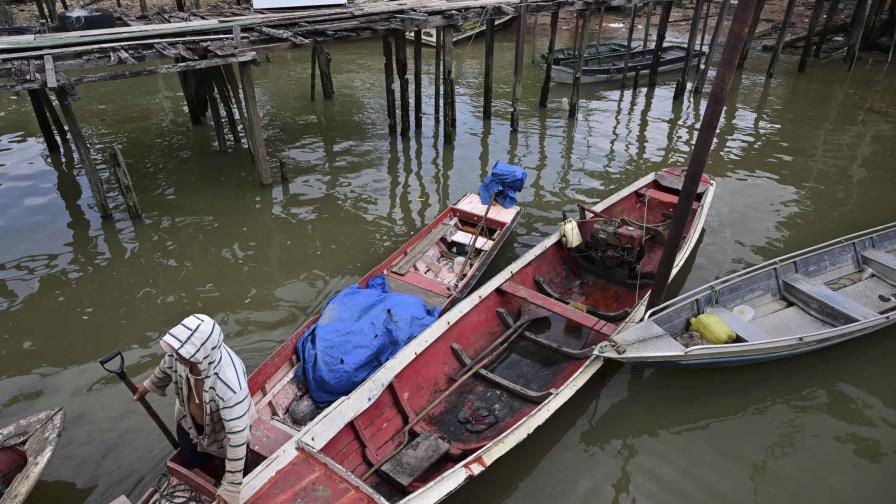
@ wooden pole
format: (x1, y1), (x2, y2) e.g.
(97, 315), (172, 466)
(738, 0), (766, 68)
(694, 0), (713, 80)
(568, 9), (591, 120)
(27, 89), (60, 152)
(223, 64), (255, 159)
(814, 0), (841, 58)
(139, 0), (148, 15)
(649, 0), (673, 87)
(205, 71), (227, 152)
(382, 34), (397, 135)
(674, 0), (704, 99)
(594, 6), (605, 46)
(443, 25), (456, 144)
(531, 13), (539, 64)
(510, 1), (529, 131)
(108, 146), (142, 219)
(846, 0), (871, 71)
(484, 17), (495, 120)
(649, 0), (758, 309)
(799, 0), (826, 71)
(315, 42), (334, 99)
(34, 0), (47, 25)
(175, 0), (184, 12)
(43, 0), (56, 24)
(539, 11), (559, 108)
(38, 89), (67, 142)
(862, 0), (883, 49)
(766, 0), (798, 79)
(310, 43), (317, 101)
(238, 62), (272, 185)
(394, 31), (411, 137)
(694, 0), (730, 94)
(643, 1), (654, 48)
(55, 86), (112, 218)
(414, 29), (423, 130)
(209, 67), (241, 147)
(434, 28), (442, 119)
(620, 4), (638, 89)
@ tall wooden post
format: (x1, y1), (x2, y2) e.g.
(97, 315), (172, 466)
(766, 0), (798, 79)
(434, 28), (442, 119)
(238, 62), (272, 186)
(643, 1), (654, 47)
(108, 146), (142, 219)
(694, 0), (713, 79)
(38, 89), (67, 142)
(209, 67), (241, 147)
(798, 0), (826, 71)
(568, 9), (591, 120)
(694, 0), (730, 94)
(443, 25), (456, 144)
(27, 89), (60, 152)
(206, 73), (228, 152)
(673, 0), (704, 99)
(510, 0), (529, 131)
(310, 44), (317, 100)
(649, 0), (673, 87)
(846, 0), (871, 71)
(413, 29), (423, 130)
(814, 0), (841, 58)
(531, 13), (539, 64)
(649, 0), (758, 309)
(382, 34), (397, 135)
(394, 31), (411, 137)
(314, 42), (335, 99)
(484, 18), (496, 120)
(539, 11), (560, 108)
(55, 85), (111, 218)
(620, 4), (638, 89)
(223, 64), (255, 159)
(738, 0), (766, 68)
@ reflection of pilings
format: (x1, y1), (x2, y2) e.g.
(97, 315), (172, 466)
(539, 11), (559, 108)
(649, 0), (673, 87)
(766, 0), (798, 79)
(510, 2), (529, 131)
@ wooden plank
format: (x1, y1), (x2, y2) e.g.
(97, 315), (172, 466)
(380, 432), (449, 489)
(42, 54), (56, 88)
(55, 86), (111, 218)
(391, 221), (453, 275)
(108, 145), (143, 219)
(498, 281), (614, 334)
(238, 61), (272, 185)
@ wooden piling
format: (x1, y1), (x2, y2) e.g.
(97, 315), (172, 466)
(594, 6), (605, 46)
(443, 25), (456, 144)
(0, 0), (14, 26)
(394, 31), (411, 137)
(484, 17), (495, 120)
(27, 89), (60, 152)
(209, 67), (241, 147)
(568, 9), (591, 120)
(43, 0), (56, 24)
(510, 1), (529, 131)
(694, 0), (730, 94)
(531, 13), (539, 64)
(799, 0), (826, 72)
(814, 0), (841, 58)
(434, 28), (442, 119)
(862, 0), (884, 49)
(55, 85), (111, 218)
(314, 42), (335, 99)
(238, 62), (272, 185)
(846, 0), (871, 71)
(694, 0), (713, 80)
(223, 64), (254, 158)
(738, 0), (766, 68)
(620, 4), (638, 89)
(649, 0), (673, 87)
(539, 11), (559, 108)
(643, 1), (654, 47)
(108, 146), (142, 219)
(413, 29), (422, 130)
(766, 0), (798, 79)
(382, 34), (397, 135)
(33, 0), (47, 24)
(674, 0), (704, 99)
(310, 44), (317, 100)
(649, 0), (759, 308)
(38, 89), (67, 142)
(205, 72), (227, 152)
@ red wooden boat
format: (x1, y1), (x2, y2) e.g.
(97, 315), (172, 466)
(137, 194), (521, 503)
(1, 408), (64, 504)
(237, 168), (715, 503)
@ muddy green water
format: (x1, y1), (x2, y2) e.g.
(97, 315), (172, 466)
(1, 25), (895, 504)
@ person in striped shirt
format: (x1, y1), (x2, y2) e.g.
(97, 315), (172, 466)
(133, 314), (256, 504)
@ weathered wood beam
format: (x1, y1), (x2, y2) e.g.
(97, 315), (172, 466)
(209, 66), (241, 147)
(394, 30), (410, 137)
(223, 64), (255, 158)
(694, 0), (729, 93)
(54, 85), (111, 218)
(643, 0), (653, 47)
(413, 29), (422, 130)
(538, 10), (559, 108)
(442, 24), (455, 144)
(310, 43), (317, 100)
(798, 0), (825, 72)
(382, 34), (397, 135)
(510, 1), (528, 131)
(568, 9), (590, 120)
(483, 17), (495, 120)
(434, 27), (441, 119)
(694, 0), (713, 81)
(649, 0), (673, 87)
(620, 4), (637, 89)
(738, 0), (766, 68)
(814, 0), (840, 58)
(766, 0), (798, 79)
(27, 88), (60, 152)
(206, 71), (228, 152)
(108, 146), (142, 219)
(314, 41), (334, 99)
(674, 0), (704, 99)
(238, 61), (271, 185)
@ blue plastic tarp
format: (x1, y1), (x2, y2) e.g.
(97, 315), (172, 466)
(296, 275), (439, 406)
(479, 161), (527, 209)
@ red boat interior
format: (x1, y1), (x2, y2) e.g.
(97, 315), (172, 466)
(0, 446), (27, 494)
(310, 170), (710, 501)
(145, 195), (521, 502)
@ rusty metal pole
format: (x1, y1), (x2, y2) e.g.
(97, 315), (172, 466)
(648, 0), (759, 310)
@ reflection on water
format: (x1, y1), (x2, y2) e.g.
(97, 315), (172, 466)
(0, 27), (894, 503)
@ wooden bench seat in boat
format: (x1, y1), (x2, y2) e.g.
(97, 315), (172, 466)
(707, 307), (775, 342)
(861, 248), (896, 284)
(497, 281), (617, 335)
(782, 273), (878, 326)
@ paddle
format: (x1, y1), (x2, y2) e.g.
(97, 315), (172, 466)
(98, 350), (178, 449)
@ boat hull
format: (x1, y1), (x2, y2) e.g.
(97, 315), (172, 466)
(0, 408), (64, 504)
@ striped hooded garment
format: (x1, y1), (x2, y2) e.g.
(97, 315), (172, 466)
(143, 314), (256, 504)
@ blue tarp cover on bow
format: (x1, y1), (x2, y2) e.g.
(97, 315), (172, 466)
(479, 161), (527, 209)
(296, 275), (439, 406)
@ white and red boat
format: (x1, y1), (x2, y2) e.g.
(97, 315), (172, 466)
(232, 168), (714, 503)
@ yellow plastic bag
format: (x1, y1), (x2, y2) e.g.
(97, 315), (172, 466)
(688, 313), (736, 344)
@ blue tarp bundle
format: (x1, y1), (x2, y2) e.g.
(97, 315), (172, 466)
(296, 275), (438, 406)
(478, 161), (527, 209)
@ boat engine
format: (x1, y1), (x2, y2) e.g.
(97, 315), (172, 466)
(573, 220), (651, 285)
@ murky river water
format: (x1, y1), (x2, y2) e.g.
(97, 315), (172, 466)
(1, 23), (895, 504)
